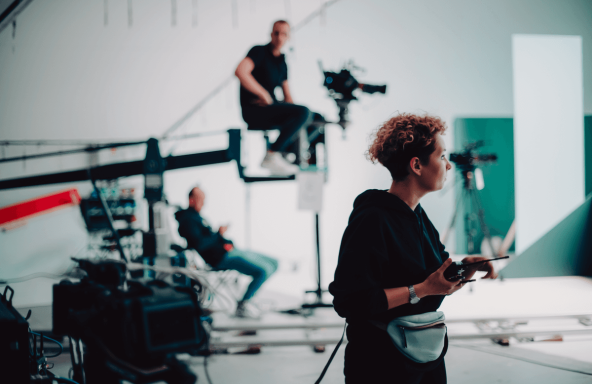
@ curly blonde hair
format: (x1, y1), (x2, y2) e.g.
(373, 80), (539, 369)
(367, 113), (447, 180)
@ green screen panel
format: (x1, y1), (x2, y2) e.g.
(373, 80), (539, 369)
(453, 116), (591, 256)
(453, 118), (515, 254)
(585, 116), (592, 197)
(500, 194), (592, 278)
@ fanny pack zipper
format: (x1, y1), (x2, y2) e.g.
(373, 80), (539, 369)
(398, 322), (446, 349)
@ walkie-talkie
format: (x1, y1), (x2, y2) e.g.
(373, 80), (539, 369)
(444, 256), (509, 281)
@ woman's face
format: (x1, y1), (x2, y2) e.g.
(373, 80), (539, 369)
(418, 133), (451, 192)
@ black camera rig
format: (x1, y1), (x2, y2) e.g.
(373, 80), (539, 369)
(449, 141), (497, 173)
(320, 61), (387, 129)
(53, 258), (207, 384)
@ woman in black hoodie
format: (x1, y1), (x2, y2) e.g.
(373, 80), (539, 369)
(329, 113), (498, 383)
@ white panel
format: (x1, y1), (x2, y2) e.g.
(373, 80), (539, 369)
(297, 172), (324, 212)
(513, 35), (584, 254)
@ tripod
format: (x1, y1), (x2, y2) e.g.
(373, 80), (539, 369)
(302, 213), (333, 309)
(442, 168), (497, 256)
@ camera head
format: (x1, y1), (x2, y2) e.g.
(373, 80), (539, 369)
(449, 141), (497, 172)
(319, 61), (386, 130)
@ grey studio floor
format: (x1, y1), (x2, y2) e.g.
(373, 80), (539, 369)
(46, 327), (592, 384)
(39, 275), (592, 384)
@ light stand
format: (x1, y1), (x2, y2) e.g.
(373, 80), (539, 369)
(443, 167), (497, 256)
(302, 213), (333, 309)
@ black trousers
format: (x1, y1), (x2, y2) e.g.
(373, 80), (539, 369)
(242, 103), (312, 152)
(344, 323), (447, 384)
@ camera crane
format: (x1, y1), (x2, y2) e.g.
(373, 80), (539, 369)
(0, 62), (388, 313)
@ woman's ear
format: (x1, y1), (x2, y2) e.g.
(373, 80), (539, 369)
(409, 157), (422, 176)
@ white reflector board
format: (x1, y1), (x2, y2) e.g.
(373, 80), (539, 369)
(297, 172), (324, 212)
(512, 34), (584, 254)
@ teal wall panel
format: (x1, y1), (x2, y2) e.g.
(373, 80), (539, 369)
(453, 118), (515, 254)
(454, 116), (592, 257)
(500, 194), (592, 278)
(585, 116), (592, 197)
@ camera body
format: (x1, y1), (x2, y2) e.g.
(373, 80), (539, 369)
(449, 141), (497, 172)
(53, 259), (207, 364)
(320, 63), (386, 130)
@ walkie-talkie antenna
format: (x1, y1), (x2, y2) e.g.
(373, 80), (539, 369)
(462, 256), (509, 267)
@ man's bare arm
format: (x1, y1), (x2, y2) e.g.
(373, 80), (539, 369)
(235, 57), (273, 105)
(281, 80), (293, 104)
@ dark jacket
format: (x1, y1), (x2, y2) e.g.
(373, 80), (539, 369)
(329, 189), (449, 325)
(175, 209), (233, 267)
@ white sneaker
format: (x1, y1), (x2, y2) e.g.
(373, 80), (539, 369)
(235, 301), (261, 319)
(261, 152), (299, 175)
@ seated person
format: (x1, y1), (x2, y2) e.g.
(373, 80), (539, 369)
(235, 19), (313, 175)
(175, 186), (278, 318)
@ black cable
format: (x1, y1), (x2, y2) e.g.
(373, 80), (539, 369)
(201, 324), (214, 384)
(452, 344), (592, 376)
(30, 331), (64, 358)
(203, 355), (214, 384)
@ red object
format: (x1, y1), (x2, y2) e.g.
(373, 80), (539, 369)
(0, 188), (81, 226)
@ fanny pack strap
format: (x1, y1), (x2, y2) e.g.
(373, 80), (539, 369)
(315, 321), (347, 384)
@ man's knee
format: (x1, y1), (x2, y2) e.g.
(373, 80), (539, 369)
(249, 265), (267, 280)
(292, 105), (312, 125)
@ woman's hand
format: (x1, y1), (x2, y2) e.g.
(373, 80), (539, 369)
(415, 258), (470, 298)
(461, 256), (498, 280)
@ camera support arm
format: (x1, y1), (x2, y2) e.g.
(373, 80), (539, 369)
(0, 129), (243, 190)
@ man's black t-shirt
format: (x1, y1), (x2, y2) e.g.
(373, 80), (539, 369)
(240, 43), (288, 108)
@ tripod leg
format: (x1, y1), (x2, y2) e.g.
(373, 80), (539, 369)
(469, 188), (497, 256)
(463, 187), (477, 254)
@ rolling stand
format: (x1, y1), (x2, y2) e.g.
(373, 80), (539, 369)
(302, 213), (333, 309)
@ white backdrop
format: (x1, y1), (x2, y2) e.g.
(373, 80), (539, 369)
(513, 35), (584, 254)
(1, 0), (592, 303)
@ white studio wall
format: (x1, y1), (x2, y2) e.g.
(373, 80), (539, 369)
(512, 34), (584, 254)
(1, 0), (592, 301)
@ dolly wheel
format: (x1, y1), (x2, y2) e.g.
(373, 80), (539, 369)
(313, 345), (326, 353)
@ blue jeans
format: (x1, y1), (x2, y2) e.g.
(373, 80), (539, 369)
(213, 249), (278, 301)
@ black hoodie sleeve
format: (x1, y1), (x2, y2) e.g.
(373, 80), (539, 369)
(423, 210), (450, 263)
(329, 209), (389, 319)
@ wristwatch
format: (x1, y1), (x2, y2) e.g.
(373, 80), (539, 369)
(408, 285), (420, 304)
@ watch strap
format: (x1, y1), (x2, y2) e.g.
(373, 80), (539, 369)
(409, 285), (420, 304)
